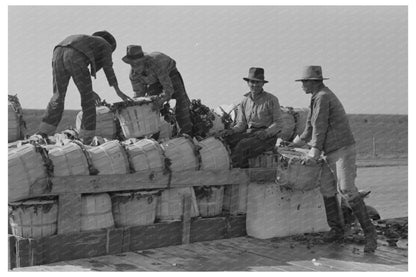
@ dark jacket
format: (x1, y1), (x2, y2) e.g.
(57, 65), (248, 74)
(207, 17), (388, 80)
(56, 34), (118, 86)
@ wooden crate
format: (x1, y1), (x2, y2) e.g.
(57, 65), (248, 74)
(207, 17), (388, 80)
(9, 215), (247, 268)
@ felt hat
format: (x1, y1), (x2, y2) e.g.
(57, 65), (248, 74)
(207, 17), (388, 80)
(295, 65), (329, 81)
(243, 67), (268, 83)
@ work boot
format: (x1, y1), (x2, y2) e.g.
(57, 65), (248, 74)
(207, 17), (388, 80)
(349, 197), (378, 252)
(323, 196), (344, 242)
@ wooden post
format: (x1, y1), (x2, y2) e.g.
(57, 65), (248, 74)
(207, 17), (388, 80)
(372, 136), (377, 158)
(182, 194), (192, 244)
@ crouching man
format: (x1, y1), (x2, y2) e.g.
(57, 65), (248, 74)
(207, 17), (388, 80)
(219, 67), (282, 168)
(291, 65), (377, 252)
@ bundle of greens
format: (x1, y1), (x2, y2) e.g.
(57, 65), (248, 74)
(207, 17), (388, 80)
(190, 99), (216, 138)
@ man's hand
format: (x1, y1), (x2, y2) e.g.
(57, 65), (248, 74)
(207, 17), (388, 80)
(150, 95), (164, 111)
(92, 91), (101, 106)
(218, 129), (235, 137)
(288, 135), (306, 147)
(255, 130), (268, 140)
(307, 147), (321, 160)
(114, 85), (133, 102)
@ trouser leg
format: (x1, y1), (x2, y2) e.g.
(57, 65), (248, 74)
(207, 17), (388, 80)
(65, 48), (96, 143)
(349, 197), (378, 252)
(228, 132), (276, 168)
(39, 47), (70, 135)
(170, 70), (192, 135)
(326, 145), (377, 252)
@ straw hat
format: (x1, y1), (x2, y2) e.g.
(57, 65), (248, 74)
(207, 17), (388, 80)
(295, 65), (329, 81)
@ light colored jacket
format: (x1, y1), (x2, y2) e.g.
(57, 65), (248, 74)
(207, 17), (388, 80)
(300, 86), (355, 154)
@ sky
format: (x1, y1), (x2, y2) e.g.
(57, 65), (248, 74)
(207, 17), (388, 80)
(8, 5), (408, 114)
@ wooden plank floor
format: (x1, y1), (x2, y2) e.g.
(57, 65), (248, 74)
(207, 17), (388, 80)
(13, 235), (407, 271)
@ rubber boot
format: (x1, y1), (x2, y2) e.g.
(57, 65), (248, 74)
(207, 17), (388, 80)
(323, 196), (344, 242)
(349, 197), (378, 252)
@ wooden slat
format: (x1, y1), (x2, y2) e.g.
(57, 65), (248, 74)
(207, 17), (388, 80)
(190, 217), (227, 243)
(57, 193), (81, 234)
(9, 235), (16, 270)
(182, 194), (192, 244)
(29, 169), (248, 197)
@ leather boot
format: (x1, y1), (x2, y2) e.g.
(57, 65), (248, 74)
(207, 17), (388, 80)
(323, 196), (344, 242)
(349, 197), (378, 252)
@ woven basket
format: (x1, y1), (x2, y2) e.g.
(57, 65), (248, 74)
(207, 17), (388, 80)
(76, 106), (118, 139)
(278, 107), (310, 141)
(111, 190), (160, 227)
(8, 96), (26, 143)
(293, 107), (309, 136)
(81, 193), (114, 231)
(8, 144), (48, 202)
(276, 147), (323, 191)
(9, 198), (58, 238)
(115, 99), (161, 138)
(156, 187), (199, 221)
(197, 137), (230, 170)
(87, 140), (129, 175)
(195, 186), (224, 217)
(248, 151), (279, 168)
(279, 107), (297, 141)
(161, 137), (199, 172)
(124, 138), (165, 173)
(47, 142), (89, 176)
(158, 118), (173, 142)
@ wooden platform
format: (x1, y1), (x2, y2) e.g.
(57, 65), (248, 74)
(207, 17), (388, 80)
(13, 235), (407, 271)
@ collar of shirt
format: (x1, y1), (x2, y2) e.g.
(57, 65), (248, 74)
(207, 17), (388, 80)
(243, 89), (266, 101)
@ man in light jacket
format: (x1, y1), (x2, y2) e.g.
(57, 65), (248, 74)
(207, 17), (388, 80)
(291, 65), (377, 252)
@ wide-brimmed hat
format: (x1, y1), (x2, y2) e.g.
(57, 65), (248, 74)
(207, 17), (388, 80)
(243, 67), (268, 83)
(122, 45), (145, 64)
(92, 30), (117, 52)
(295, 65), (329, 81)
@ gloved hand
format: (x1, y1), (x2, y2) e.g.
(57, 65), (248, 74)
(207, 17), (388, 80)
(92, 91), (102, 106)
(218, 129), (235, 137)
(255, 130), (268, 140)
(307, 147), (321, 160)
(150, 95), (163, 112)
(289, 135), (306, 147)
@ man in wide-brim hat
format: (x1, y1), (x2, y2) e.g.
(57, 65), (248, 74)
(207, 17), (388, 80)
(290, 65), (377, 253)
(37, 30), (132, 144)
(219, 67), (283, 168)
(122, 45), (193, 135)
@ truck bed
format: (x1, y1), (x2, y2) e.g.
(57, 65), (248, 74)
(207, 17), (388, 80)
(13, 230), (407, 271)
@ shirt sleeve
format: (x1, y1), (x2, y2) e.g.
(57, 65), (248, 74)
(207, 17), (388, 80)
(309, 94), (330, 150)
(300, 108), (313, 142)
(232, 102), (247, 133)
(100, 48), (118, 87)
(265, 96), (283, 136)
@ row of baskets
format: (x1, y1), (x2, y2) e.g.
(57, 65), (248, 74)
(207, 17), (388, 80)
(8, 136), (230, 202)
(9, 184), (246, 239)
